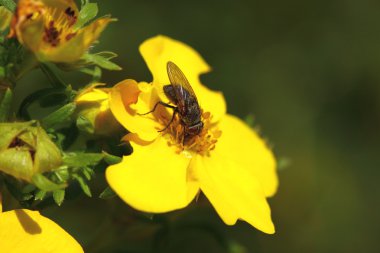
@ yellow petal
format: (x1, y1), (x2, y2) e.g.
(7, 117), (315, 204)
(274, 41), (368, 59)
(0, 209), (83, 253)
(139, 35), (226, 122)
(75, 85), (108, 103)
(106, 136), (199, 213)
(217, 114), (278, 197)
(109, 79), (160, 143)
(191, 150), (275, 234)
(41, 17), (112, 62)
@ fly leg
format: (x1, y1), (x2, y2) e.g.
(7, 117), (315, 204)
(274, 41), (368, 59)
(158, 108), (178, 132)
(137, 101), (176, 115)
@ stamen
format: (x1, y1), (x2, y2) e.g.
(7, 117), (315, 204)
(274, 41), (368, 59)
(162, 111), (222, 156)
(42, 6), (78, 46)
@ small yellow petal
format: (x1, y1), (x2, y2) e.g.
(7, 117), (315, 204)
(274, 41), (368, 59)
(106, 136), (199, 213)
(192, 151), (275, 234)
(218, 114), (278, 197)
(139, 35), (226, 122)
(109, 79), (160, 143)
(0, 209), (83, 253)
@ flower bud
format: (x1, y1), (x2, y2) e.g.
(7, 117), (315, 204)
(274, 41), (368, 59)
(75, 84), (122, 136)
(0, 121), (62, 181)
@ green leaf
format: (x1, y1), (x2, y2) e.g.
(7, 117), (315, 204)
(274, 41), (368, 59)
(63, 152), (104, 167)
(0, 88), (12, 122)
(103, 152), (122, 165)
(41, 102), (77, 129)
(95, 51), (118, 60)
(81, 167), (94, 180)
(84, 53), (122, 71)
(0, 0), (16, 12)
(75, 3), (98, 29)
(76, 115), (94, 133)
(73, 174), (92, 197)
(34, 190), (47, 201)
(53, 189), (65, 206)
(32, 173), (66, 191)
(99, 186), (116, 199)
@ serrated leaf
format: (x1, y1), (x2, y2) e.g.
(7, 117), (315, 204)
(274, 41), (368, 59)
(75, 3), (98, 29)
(32, 173), (66, 191)
(103, 152), (122, 165)
(63, 152), (104, 167)
(0, 88), (12, 122)
(99, 186), (116, 199)
(73, 174), (91, 197)
(0, 0), (16, 12)
(81, 167), (94, 180)
(34, 190), (47, 200)
(84, 53), (122, 71)
(53, 189), (65, 206)
(41, 102), (76, 129)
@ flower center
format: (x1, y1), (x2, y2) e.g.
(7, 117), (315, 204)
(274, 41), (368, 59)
(42, 7), (77, 47)
(160, 111), (222, 156)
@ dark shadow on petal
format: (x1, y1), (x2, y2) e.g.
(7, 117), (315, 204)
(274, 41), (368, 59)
(15, 209), (42, 234)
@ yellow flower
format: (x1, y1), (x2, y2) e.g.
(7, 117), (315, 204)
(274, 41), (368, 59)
(9, 0), (111, 62)
(0, 196), (83, 253)
(106, 35), (279, 234)
(75, 84), (122, 136)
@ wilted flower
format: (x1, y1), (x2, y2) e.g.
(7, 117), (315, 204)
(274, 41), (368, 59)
(75, 84), (122, 136)
(0, 195), (83, 253)
(9, 0), (112, 62)
(106, 36), (279, 234)
(0, 121), (62, 181)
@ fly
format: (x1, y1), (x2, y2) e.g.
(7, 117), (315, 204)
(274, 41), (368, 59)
(139, 61), (203, 143)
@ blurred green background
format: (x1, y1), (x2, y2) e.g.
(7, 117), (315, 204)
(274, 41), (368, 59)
(17, 0), (380, 252)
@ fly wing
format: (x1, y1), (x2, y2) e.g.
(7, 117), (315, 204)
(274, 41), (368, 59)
(166, 61), (198, 103)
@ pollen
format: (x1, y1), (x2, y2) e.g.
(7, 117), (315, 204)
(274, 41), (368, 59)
(162, 111), (222, 156)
